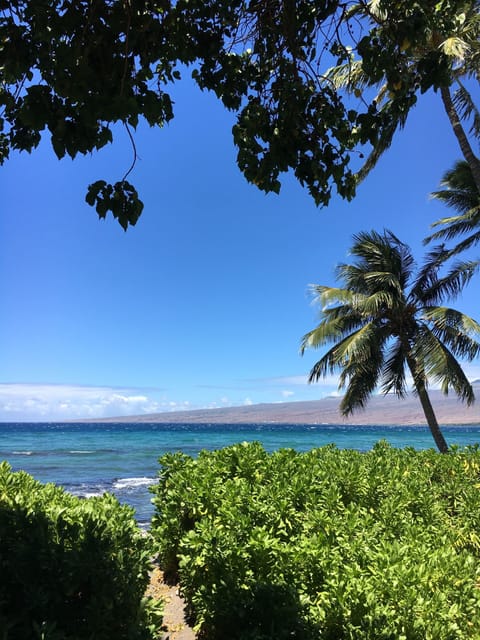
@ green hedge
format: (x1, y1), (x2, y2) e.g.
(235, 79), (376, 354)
(0, 462), (162, 640)
(151, 441), (480, 639)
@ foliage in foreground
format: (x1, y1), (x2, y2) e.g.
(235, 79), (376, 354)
(0, 462), (162, 640)
(151, 442), (480, 640)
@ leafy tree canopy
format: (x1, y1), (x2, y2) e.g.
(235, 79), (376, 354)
(0, 0), (475, 228)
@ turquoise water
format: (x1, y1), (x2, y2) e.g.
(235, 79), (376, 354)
(2, 422), (480, 528)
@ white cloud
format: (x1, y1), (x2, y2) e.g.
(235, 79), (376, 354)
(259, 375), (310, 386)
(0, 383), (169, 422)
(4, 361), (478, 423)
(259, 374), (342, 388)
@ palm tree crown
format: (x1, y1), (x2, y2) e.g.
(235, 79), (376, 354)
(301, 230), (480, 452)
(325, 1), (480, 189)
(425, 160), (480, 255)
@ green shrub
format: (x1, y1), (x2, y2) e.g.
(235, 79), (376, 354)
(0, 462), (162, 640)
(151, 442), (480, 639)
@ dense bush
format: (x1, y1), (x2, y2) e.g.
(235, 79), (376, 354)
(151, 442), (480, 639)
(0, 462), (162, 640)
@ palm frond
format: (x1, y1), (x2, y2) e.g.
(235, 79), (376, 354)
(426, 159), (480, 255)
(444, 229), (480, 256)
(355, 118), (397, 184)
(412, 327), (476, 405)
(424, 210), (480, 251)
(349, 230), (412, 278)
(430, 191), (480, 215)
(333, 321), (383, 364)
(301, 286), (369, 356)
(452, 82), (480, 139)
(423, 306), (480, 335)
(430, 160), (479, 213)
(354, 86), (412, 182)
(306, 346), (338, 382)
(428, 207), (480, 232)
(421, 306), (480, 360)
(363, 272), (403, 296)
(336, 264), (373, 295)
(300, 315), (362, 354)
(300, 326), (328, 355)
(437, 160), (478, 191)
(360, 290), (398, 316)
(324, 59), (370, 92)
(440, 36), (470, 61)
(424, 259), (480, 305)
(305, 321), (385, 387)
(339, 263), (404, 298)
(308, 284), (359, 310)
(339, 365), (380, 415)
(410, 244), (448, 302)
(381, 340), (408, 398)
(432, 325), (480, 360)
(305, 328), (368, 382)
(338, 325), (388, 415)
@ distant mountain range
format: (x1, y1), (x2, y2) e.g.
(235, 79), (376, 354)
(95, 384), (480, 425)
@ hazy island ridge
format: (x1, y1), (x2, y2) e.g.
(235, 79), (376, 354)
(89, 384), (480, 425)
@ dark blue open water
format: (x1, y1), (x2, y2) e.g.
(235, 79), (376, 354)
(2, 422), (479, 529)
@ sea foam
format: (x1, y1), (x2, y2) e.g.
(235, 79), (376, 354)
(113, 477), (156, 490)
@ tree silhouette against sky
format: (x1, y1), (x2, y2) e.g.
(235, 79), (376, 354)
(426, 160), (480, 256)
(301, 230), (480, 452)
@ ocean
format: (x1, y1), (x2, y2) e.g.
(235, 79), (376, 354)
(2, 422), (480, 529)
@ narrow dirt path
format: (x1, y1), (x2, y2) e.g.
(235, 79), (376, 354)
(147, 567), (196, 640)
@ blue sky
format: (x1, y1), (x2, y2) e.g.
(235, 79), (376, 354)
(2, 76), (480, 421)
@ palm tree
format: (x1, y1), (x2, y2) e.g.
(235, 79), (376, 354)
(425, 160), (480, 255)
(300, 230), (480, 453)
(325, 1), (480, 190)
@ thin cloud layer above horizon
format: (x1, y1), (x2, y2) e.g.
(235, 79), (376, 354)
(2, 361), (480, 422)
(2, 76), (480, 422)
(0, 377), (340, 422)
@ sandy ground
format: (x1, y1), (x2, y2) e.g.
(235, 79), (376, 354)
(147, 567), (195, 640)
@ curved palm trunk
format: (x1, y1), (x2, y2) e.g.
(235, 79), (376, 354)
(440, 85), (480, 193)
(414, 380), (449, 453)
(406, 356), (449, 453)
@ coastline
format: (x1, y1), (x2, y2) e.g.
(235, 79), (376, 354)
(83, 386), (480, 426)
